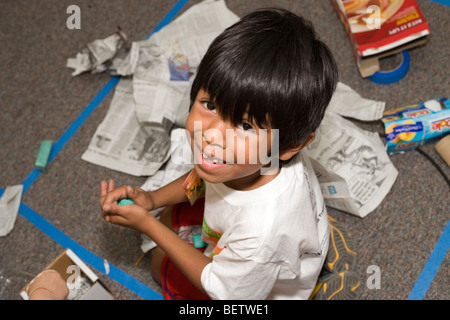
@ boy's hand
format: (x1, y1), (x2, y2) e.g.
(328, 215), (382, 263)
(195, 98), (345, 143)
(100, 180), (155, 228)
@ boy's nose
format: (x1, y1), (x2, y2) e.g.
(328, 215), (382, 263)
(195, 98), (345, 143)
(203, 117), (229, 147)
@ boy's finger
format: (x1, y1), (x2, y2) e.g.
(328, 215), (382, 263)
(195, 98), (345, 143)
(108, 179), (115, 192)
(106, 214), (128, 226)
(103, 203), (130, 221)
(126, 185), (140, 200)
(100, 181), (109, 214)
(100, 180), (107, 198)
(126, 186), (151, 209)
(102, 185), (127, 211)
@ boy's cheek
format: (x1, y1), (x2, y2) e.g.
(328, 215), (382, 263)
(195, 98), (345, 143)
(185, 107), (204, 133)
(185, 116), (199, 145)
(185, 111), (194, 133)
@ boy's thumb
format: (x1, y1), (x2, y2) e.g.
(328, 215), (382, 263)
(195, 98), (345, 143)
(127, 185), (137, 197)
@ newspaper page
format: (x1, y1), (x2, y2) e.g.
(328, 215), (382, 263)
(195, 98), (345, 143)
(140, 128), (194, 193)
(305, 111), (398, 218)
(81, 78), (171, 176)
(81, 0), (239, 176)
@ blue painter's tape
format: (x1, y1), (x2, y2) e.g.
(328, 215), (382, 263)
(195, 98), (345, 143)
(16, 198), (163, 300)
(408, 219), (450, 300)
(368, 50), (410, 85)
(146, 0), (190, 39)
(429, 0), (450, 7)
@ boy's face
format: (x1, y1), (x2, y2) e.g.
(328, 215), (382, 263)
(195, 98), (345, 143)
(185, 89), (279, 190)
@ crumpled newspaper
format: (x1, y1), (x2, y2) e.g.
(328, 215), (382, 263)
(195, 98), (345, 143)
(66, 27), (129, 76)
(0, 185), (23, 237)
(305, 82), (398, 218)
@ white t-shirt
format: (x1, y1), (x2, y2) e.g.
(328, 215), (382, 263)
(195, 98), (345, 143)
(200, 151), (330, 300)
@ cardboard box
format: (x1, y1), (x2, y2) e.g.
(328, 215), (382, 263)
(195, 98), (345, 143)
(435, 134), (450, 167)
(20, 249), (114, 300)
(331, 0), (430, 77)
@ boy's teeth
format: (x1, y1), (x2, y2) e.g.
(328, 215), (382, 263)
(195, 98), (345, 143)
(203, 152), (222, 164)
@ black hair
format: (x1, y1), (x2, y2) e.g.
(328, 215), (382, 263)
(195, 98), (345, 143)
(190, 7), (338, 153)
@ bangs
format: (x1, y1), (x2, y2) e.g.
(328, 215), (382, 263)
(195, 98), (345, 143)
(190, 20), (299, 130)
(193, 51), (277, 129)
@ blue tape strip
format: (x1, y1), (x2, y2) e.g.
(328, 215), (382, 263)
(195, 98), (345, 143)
(408, 219), (450, 300)
(19, 197), (163, 300)
(0, 187), (162, 300)
(429, 0), (450, 7)
(368, 50), (410, 85)
(147, 0), (190, 39)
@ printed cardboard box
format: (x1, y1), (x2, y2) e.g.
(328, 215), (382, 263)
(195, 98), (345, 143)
(20, 249), (114, 300)
(331, 0), (430, 77)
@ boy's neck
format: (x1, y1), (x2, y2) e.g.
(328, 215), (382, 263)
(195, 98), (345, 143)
(223, 166), (281, 191)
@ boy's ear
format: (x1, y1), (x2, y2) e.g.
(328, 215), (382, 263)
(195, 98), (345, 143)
(279, 132), (315, 161)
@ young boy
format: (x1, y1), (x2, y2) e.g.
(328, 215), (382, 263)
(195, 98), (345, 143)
(100, 7), (338, 300)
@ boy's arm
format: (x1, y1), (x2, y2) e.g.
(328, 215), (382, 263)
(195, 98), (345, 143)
(137, 170), (210, 291)
(150, 171), (193, 209)
(100, 171), (209, 292)
(103, 197), (210, 293)
(141, 214), (211, 293)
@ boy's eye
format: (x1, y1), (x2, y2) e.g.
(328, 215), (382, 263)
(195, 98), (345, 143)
(201, 101), (217, 113)
(237, 122), (255, 132)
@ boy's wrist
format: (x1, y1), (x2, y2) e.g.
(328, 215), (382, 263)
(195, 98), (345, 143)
(142, 172), (191, 211)
(150, 181), (185, 208)
(146, 190), (156, 211)
(140, 212), (160, 237)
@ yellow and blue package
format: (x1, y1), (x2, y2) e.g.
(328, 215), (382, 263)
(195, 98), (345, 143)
(382, 98), (450, 154)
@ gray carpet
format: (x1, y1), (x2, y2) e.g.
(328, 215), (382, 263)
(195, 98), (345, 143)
(0, 0), (448, 300)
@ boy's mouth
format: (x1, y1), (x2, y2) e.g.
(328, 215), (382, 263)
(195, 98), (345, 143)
(202, 151), (227, 165)
(193, 142), (229, 169)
